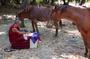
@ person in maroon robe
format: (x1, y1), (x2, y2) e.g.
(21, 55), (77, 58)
(8, 20), (30, 49)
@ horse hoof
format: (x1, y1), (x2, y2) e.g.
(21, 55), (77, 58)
(54, 34), (58, 37)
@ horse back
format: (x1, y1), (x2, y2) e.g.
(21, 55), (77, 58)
(30, 6), (52, 21)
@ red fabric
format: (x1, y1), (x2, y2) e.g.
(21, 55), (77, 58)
(8, 24), (30, 49)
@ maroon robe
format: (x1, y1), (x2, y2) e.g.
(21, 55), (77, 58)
(8, 24), (30, 49)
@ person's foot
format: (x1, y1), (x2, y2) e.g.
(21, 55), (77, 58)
(4, 48), (16, 52)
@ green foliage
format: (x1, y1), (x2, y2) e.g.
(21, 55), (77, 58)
(86, 0), (90, 2)
(36, 0), (43, 3)
(0, 0), (90, 8)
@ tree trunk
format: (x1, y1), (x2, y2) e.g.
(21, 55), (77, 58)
(20, 0), (28, 9)
(31, 0), (37, 5)
(43, 0), (49, 4)
(51, 0), (55, 5)
(62, 0), (70, 5)
(62, 0), (66, 4)
(0, 0), (10, 6)
(79, 0), (85, 5)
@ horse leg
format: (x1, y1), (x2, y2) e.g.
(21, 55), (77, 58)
(54, 21), (58, 37)
(82, 36), (88, 57)
(86, 33), (90, 58)
(81, 33), (88, 57)
(31, 21), (35, 32)
(78, 28), (88, 57)
(81, 32), (88, 57)
(34, 22), (39, 33)
(59, 20), (62, 29)
(84, 47), (88, 57)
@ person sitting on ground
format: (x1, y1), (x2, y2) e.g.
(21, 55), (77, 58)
(8, 20), (30, 49)
(4, 20), (42, 52)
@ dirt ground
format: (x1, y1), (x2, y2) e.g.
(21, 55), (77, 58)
(0, 19), (88, 59)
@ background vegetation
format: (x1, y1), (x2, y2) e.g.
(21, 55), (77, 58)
(0, 0), (90, 8)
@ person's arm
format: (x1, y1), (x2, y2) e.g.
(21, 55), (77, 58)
(12, 28), (26, 35)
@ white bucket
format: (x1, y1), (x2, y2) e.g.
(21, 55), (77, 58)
(30, 39), (38, 48)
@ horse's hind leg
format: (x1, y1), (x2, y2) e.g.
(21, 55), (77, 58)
(88, 50), (90, 59)
(78, 28), (88, 57)
(84, 47), (88, 57)
(81, 33), (88, 57)
(82, 34), (88, 57)
(31, 21), (35, 32)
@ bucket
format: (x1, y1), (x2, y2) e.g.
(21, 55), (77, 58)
(30, 32), (40, 48)
(30, 39), (38, 48)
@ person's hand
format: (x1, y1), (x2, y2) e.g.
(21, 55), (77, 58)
(25, 32), (31, 34)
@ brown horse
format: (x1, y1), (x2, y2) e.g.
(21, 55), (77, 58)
(16, 5), (62, 36)
(51, 4), (90, 58)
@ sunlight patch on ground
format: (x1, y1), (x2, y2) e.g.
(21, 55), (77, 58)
(7, 55), (40, 59)
(0, 32), (6, 35)
(0, 15), (16, 20)
(66, 30), (81, 36)
(51, 55), (58, 59)
(3, 15), (16, 18)
(60, 53), (88, 59)
(51, 53), (88, 59)
(7, 56), (15, 59)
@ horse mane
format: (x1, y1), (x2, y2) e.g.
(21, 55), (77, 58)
(55, 4), (70, 13)
(17, 5), (33, 15)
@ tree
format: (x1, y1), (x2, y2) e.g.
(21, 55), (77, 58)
(79, 0), (86, 5)
(20, 0), (28, 9)
(43, 0), (49, 4)
(0, 0), (10, 6)
(30, 0), (37, 5)
(62, 0), (70, 5)
(51, 0), (55, 5)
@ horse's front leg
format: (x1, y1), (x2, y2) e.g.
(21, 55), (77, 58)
(59, 20), (62, 29)
(34, 21), (39, 33)
(54, 21), (58, 37)
(31, 21), (35, 32)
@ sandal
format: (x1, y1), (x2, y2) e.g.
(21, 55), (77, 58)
(4, 48), (16, 52)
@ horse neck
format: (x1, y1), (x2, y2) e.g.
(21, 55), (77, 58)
(62, 6), (82, 23)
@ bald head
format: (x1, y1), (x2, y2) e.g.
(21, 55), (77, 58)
(15, 20), (21, 24)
